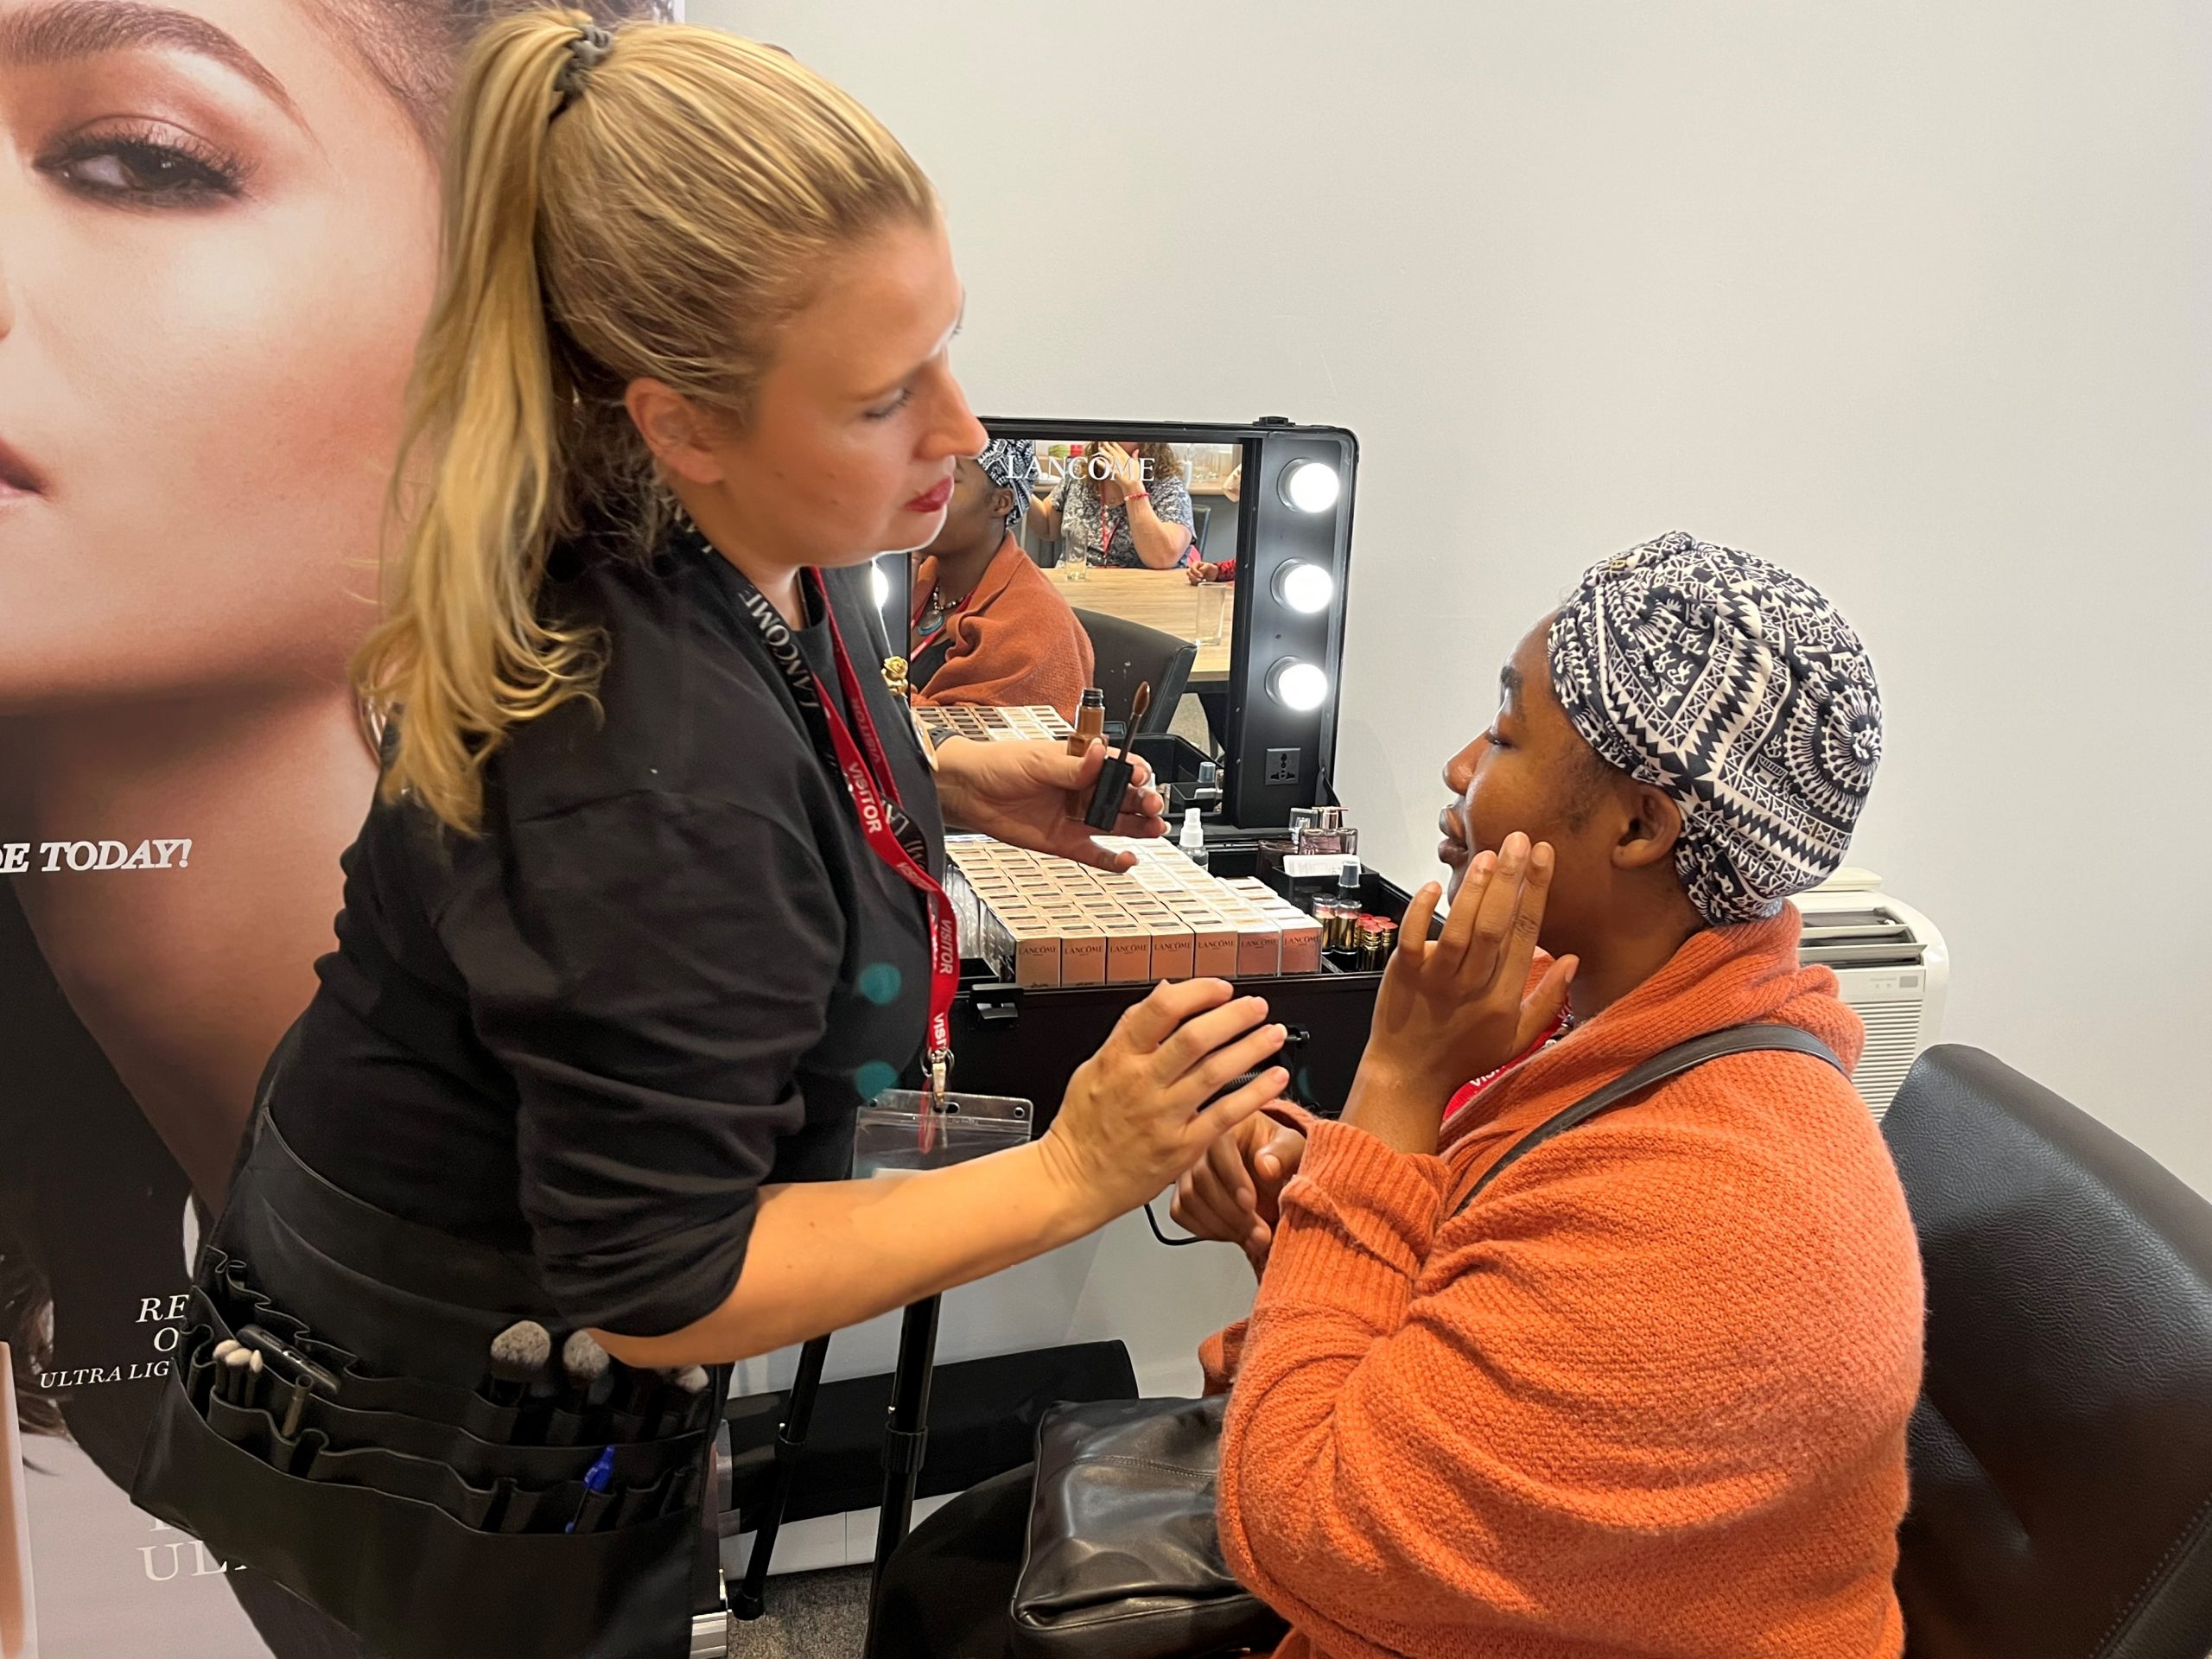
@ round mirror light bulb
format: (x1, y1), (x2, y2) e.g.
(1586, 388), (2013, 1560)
(1270, 658), (1331, 713)
(1274, 561), (1336, 615)
(870, 564), (891, 610)
(1280, 460), (1342, 514)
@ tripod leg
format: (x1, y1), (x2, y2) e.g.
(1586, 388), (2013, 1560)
(864, 1295), (942, 1639)
(730, 1333), (832, 1620)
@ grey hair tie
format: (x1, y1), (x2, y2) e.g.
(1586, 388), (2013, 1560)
(554, 22), (613, 112)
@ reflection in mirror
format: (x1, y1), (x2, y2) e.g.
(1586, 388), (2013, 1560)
(1014, 435), (1244, 757)
(906, 439), (1098, 725)
(909, 433), (1248, 759)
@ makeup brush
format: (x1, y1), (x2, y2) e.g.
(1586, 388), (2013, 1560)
(237, 1325), (341, 1401)
(244, 1351), (265, 1410)
(485, 1320), (552, 1408)
(211, 1339), (241, 1364)
(219, 1347), (252, 1406)
(654, 1365), (711, 1438)
(561, 1332), (612, 1407)
(1084, 682), (1149, 831)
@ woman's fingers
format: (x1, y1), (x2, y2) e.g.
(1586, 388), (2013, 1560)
(1116, 978), (1236, 1052)
(1055, 833), (1141, 874)
(1493, 840), (1556, 1001)
(1205, 1121), (1255, 1214)
(1169, 1024), (1289, 1112)
(1433, 851), (1496, 970)
(1151, 993), (1271, 1076)
(1459, 833), (1531, 988)
(1396, 882), (1442, 956)
(1513, 951), (1579, 1052)
(1175, 1072), (1284, 1161)
(1171, 1161), (1245, 1244)
(1254, 1124), (1308, 1193)
(1173, 1132), (1258, 1243)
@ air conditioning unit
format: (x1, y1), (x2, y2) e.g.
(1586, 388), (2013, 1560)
(1791, 869), (1948, 1119)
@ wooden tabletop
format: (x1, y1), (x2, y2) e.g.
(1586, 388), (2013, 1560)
(1044, 565), (1233, 686)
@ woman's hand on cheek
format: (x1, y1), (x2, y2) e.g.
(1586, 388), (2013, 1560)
(935, 737), (1167, 872)
(1344, 833), (1577, 1154)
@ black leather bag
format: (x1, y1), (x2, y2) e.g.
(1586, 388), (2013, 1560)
(1012, 1394), (1280, 1659)
(1008, 1023), (1843, 1659)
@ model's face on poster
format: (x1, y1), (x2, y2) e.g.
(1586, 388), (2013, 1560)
(0, 0), (440, 712)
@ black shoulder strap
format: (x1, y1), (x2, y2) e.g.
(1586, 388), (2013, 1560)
(1452, 1023), (1845, 1217)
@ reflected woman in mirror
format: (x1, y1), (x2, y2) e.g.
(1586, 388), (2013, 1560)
(1027, 439), (1196, 569)
(910, 439), (1096, 719)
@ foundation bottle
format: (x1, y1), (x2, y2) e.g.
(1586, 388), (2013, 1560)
(1064, 688), (1106, 817)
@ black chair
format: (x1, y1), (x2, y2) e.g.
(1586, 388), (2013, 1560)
(1884, 1046), (2212, 1658)
(1075, 609), (1194, 741)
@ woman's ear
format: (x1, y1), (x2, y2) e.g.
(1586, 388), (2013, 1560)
(625, 379), (727, 486)
(1614, 781), (1685, 874)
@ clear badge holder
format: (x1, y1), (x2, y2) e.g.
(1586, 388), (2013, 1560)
(855, 1090), (1033, 1178)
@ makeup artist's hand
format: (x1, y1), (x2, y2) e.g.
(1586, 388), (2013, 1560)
(934, 737), (1167, 872)
(1039, 980), (1291, 1225)
(1173, 1109), (1308, 1273)
(1344, 832), (1578, 1155)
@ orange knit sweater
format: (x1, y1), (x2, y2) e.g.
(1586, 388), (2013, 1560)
(911, 535), (1094, 721)
(1205, 912), (1924, 1659)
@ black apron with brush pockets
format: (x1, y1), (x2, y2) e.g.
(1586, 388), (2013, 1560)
(134, 1065), (716, 1659)
(130, 542), (944, 1659)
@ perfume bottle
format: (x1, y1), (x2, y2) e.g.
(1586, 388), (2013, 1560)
(1296, 805), (1359, 858)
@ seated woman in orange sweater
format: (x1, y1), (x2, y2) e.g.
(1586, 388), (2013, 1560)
(877, 531), (1922, 1659)
(909, 438), (1094, 720)
(1181, 531), (1921, 1659)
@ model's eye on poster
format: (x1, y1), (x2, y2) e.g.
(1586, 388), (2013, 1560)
(0, 3), (675, 1652)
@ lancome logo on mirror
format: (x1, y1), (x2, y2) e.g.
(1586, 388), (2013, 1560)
(1031, 453), (1157, 486)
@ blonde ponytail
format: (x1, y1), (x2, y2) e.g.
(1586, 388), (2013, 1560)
(355, 10), (935, 832)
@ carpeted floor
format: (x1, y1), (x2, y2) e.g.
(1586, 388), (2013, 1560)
(725, 1567), (875, 1657)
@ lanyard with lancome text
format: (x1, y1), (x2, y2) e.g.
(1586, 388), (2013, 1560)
(728, 564), (959, 1109)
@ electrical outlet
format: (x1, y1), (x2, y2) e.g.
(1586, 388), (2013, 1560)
(1264, 748), (1300, 785)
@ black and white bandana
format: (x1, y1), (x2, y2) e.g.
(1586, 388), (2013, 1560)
(1547, 530), (1884, 926)
(976, 438), (1036, 537)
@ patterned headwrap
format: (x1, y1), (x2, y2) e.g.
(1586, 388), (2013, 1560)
(976, 438), (1037, 537)
(1546, 530), (1884, 926)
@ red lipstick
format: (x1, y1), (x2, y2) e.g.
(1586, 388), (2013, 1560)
(903, 475), (952, 513)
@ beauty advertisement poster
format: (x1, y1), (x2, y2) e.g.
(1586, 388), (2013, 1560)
(0, 3), (677, 1652)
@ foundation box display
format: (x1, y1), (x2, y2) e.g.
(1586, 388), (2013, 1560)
(943, 833), (1418, 1127)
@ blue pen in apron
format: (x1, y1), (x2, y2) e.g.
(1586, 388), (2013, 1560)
(566, 1446), (618, 1535)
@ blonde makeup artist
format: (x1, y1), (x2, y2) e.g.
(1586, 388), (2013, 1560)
(134, 16), (1293, 1659)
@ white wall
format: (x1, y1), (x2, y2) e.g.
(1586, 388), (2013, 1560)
(699, 0), (2212, 1191)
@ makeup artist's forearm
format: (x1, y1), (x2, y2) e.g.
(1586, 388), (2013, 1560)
(596, 1141), (1103, 1367)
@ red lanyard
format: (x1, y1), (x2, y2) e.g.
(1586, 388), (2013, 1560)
(808, 575), (959, 1096)
(721, 552), (959, 1104)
